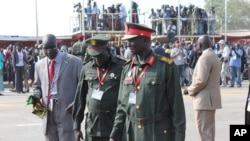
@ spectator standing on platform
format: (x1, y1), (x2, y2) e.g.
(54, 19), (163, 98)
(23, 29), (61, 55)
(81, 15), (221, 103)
(148, 8), (157, 32)
(167, 21), (176, 43)
(92, 2), (100, 30)
(86, 0), (92, 30)
(118, 3), (127, 30)
(208, 7), (216, 35)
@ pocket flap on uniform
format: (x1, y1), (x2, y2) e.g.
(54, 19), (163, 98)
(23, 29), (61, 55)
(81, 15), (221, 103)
(85, 73), (98, 80)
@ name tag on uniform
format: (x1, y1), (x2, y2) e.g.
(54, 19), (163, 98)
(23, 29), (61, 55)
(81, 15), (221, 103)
(128, 92), (136, 104)
(48, 99), (53, 111)
(91, 89), (104, 100)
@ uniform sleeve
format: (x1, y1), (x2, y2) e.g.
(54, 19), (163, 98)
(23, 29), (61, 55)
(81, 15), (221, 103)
(166, 63), (186, 141)
(110, 68), (127, 140)
(72, 67), (88, 130)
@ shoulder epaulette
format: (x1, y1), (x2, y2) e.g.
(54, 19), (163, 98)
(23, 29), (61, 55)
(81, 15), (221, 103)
(115, 56), (128, 62)
(83, 59), (93, 65)
(161, 56), (174, 65)
(124, 59), (132, 65)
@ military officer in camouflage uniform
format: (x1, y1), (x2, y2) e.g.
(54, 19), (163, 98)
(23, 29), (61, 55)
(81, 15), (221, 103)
(72, 34), (126, 141)
(109, 23), (186, 141)
(72, 34), (88, 63)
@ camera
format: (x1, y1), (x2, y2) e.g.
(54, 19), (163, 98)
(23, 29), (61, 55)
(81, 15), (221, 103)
(230, 45), (235, 50)
(73, 3), (80, 8)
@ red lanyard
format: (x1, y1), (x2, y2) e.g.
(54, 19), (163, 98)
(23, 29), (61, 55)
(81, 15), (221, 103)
(132, 56), (155, 91)
(96, 65), (110, 88)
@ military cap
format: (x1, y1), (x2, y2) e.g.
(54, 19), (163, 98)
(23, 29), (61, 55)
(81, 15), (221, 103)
(42, 34), (57, 48)
(122, 22), (155, 40)
(85, 34), (111, 56)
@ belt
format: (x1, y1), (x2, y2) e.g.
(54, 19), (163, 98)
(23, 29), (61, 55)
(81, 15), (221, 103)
(88, 107), (116, 114)
(128, 113), (168, 128)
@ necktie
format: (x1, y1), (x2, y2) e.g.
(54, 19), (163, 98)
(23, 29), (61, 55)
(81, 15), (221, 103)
(48, 60), (55, 110)
(49, 60), (55, 84)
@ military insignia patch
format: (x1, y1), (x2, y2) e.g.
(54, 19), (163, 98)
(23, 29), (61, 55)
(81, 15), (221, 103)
(90, 39), (96, 46)
(161, 56), (173, 64)
(110, 73), (115, 78)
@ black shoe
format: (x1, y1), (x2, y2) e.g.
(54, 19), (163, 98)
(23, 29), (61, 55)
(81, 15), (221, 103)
(21, 91), (26, 93)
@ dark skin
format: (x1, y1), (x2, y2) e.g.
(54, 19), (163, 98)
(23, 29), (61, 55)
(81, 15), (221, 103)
(92, 48), (111, 67)
(42, 34), (59, 59)
(197, 35), (212, 52)
(127, 36), (152, 63)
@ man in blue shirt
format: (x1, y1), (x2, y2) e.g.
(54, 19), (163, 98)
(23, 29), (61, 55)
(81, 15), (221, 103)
(229, 43), (243, 87)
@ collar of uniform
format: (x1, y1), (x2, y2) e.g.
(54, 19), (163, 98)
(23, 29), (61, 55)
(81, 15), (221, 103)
(91, 54), (118, 68)
(132, 50), (154, 66)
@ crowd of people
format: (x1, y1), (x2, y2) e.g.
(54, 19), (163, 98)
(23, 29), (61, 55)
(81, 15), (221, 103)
(74, 1), (216, 43)
(148, 5), (216, 37)
(1, 21), (250, 141)
(74, 0), (138, 31)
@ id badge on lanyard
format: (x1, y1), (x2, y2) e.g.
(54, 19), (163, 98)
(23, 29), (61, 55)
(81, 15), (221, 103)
(128, 92), (136, 104)
(91, 89), (104, 100)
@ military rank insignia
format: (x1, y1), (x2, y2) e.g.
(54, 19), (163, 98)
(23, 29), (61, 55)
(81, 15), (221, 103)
(161, 56), (173, 64)
(90, 39), (96, 46)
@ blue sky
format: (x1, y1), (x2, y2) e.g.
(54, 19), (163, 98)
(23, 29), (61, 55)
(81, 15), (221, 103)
(0, 0), (204, 36)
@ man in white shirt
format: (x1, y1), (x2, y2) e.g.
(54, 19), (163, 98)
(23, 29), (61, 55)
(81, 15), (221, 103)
(219, 40), (230, 87)
(167, 21), (176, 43)
(118, 3), (127, 30)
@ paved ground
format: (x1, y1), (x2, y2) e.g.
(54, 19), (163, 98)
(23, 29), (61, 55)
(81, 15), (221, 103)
(0, 81), (249, 141)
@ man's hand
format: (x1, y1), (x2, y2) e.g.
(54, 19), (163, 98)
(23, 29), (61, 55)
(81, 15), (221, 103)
(183, 88), (189, 95)
(109, 138), (116, 141)
(74, 130), (84, 141)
